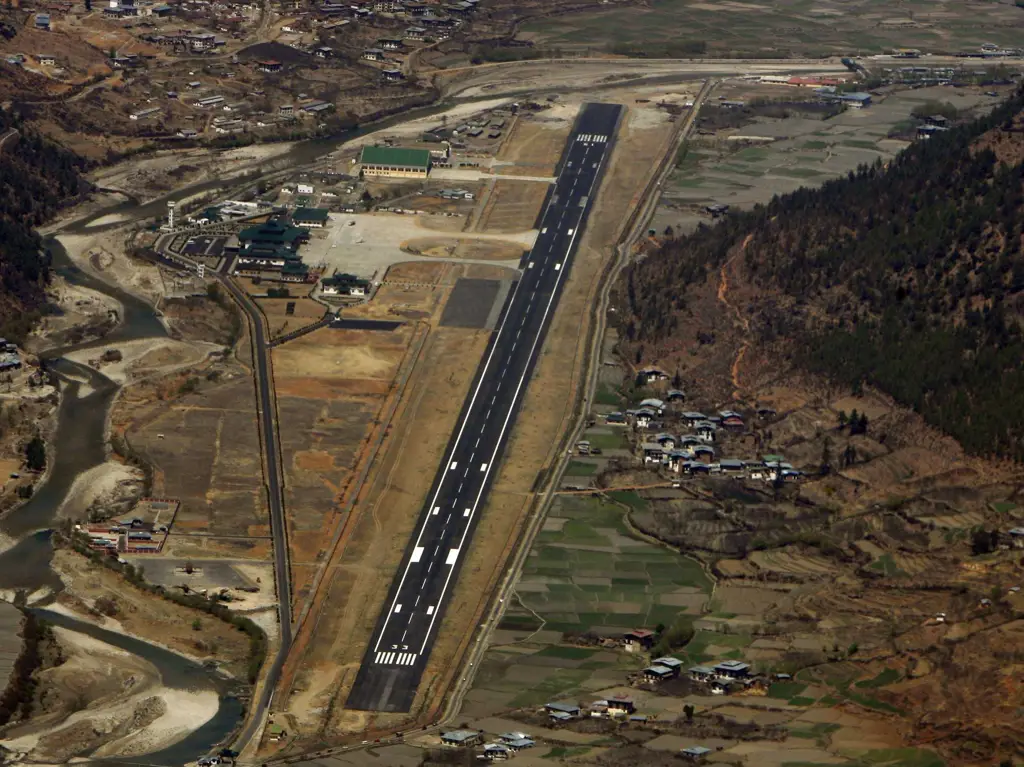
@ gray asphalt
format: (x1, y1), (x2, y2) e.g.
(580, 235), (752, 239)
(219, 276), (294, 751)
(345, 102), (623, 713)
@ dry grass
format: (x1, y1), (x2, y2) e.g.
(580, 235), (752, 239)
(495, 118), (571, 176)
(477, 179), (549, 232)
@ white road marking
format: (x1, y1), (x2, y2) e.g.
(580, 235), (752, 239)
(418, 138), (610, 655)
(374, 117), (612, 655)
(411, 547), (424, 563)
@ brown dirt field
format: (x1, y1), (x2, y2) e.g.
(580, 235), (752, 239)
(477, 179), (549, 233)
(275, 325), (492, 738)
(254, 295), (327, 341)
(384, 261), (450, 284)
(51, 548), (252, 677)
(402, 238), (525, 261)
(494, 119), (571, 176)
(272, 325), (418, 603)
(110, 316), (271, 561)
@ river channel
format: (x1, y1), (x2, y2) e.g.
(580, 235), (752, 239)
(0, 95), (482, 762)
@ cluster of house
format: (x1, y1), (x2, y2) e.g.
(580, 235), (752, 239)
(439, 730), (535, 761)
(77, 503), (178, 554)
(544, 696), (639, 722)
(104, 0), (174, 19)
(0, 339), (21, 373)
(659, 660), (755, 695)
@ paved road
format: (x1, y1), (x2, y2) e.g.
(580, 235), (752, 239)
(345, 102), (623, 712)
(217, 276), (294, 749)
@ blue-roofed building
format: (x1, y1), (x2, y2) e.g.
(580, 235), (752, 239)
(681, 745), (713, 761)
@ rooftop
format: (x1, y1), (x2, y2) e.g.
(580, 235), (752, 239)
(360, 145), (431, 169)
(440, 729), (479, 743)
(292, 207), (329, 222)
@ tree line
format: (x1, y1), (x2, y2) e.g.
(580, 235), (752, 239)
(619, 84), (1024, 460)
(0, 107), (89, 342)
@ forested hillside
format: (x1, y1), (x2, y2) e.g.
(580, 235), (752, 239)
(620, 85), (1024, 459)
(0, 108), (89, 341)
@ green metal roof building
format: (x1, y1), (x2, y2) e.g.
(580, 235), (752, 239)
(359, 145), (431, 177)
(292, 207), (330, 227)
(238, 219), (309, 249)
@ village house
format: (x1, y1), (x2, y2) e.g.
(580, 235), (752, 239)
(545, 702), (580, 720)
(607, 697), (636, 716)
(638, 366), (670, 383)
(362, 47), (385, 61)
(641, 442), (665, 464)
(256, 59), (282, 73)
(681, 745), (713, 762)
(643, 665), (676, 682)
(666, 388), (686, 402)
(482, 743), (510, 761)
(695, 422), (717, 442)
(689, 665), (716, 683)
(622, 629), (655, 653)
(499, 734), (535, 752)
(681, 411), (708, 426)
(440, 730), (481, 747)
(639, 397), (666, 414)
(605, 412), (627, 425)
(714, 660), (751, 681)
(719, 410), (745, 429)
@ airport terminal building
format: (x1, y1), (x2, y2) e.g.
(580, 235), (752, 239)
(359, 146), (431, 178)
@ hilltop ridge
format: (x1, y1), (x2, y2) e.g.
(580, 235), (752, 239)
(619, 85), (1024, 460)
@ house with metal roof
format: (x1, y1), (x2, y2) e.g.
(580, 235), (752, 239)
(359, 145), (431, 178)
(292, 207), (329, 228)
(644, 665), (676, 681)
(681, 745), (713, 761)
(545, 702), (581, 717)
(440, 729), (481, 746)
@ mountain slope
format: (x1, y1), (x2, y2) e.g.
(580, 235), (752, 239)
(0, 108), (89, 341)
(620, 85), (1024, 459)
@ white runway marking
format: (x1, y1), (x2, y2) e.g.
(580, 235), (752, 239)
(412, 547), (424, 563)
(446, 549), (460, 565)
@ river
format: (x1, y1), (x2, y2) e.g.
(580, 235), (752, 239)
(0, 94), (493, 762)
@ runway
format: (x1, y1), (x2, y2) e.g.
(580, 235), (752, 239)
(346, 102), (623, 712)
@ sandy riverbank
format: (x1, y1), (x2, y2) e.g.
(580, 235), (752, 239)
(0, 625), (218, 763)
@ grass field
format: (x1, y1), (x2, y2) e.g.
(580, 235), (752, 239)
(521, 0), (1024, 56)
(513, 493), (712, 635)
(460, 493), (712, 715)
(655, 85), (1000, 237)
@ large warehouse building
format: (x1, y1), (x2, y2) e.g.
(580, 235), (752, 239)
(359, 146), (431, 178)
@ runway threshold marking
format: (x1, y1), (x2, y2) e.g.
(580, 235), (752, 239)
(416, 130), (613, 655)
(370, 109), (617, 659)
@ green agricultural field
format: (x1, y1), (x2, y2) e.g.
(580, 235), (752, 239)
(565, 461), (599, 477)
(467, 493), (712, 712)
(521, 0), (1024, 56)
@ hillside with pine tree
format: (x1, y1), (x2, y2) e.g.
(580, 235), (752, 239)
(0, 108), (89, 341)
(619, 85), (1024, 460)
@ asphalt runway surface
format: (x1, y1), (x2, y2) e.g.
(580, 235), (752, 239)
(346, 102), (623, 713)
